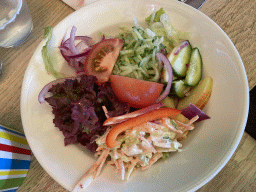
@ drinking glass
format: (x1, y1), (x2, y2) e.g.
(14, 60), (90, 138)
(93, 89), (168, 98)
(0, 0), (33, 48)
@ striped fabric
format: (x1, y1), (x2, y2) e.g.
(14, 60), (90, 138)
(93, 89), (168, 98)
(0, 125), (31, 192)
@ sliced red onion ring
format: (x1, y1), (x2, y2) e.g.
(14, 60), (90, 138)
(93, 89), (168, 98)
(59, 26), (94, 72)
(59, 46), (71, 62)
(75, 41), (88, 53)
(69, 26), (78, 55)
(60, 46), (92, 58)
(38, 76), (81, 104)
(61, 29), (68, 47)
(155, 53), (173, 103)
(103, 103), (164, 126)
(68, 47), (92, 58)
(181, 103), (210, 122)
(174, 41), (189, 55)
(62, 36), (93, 48)
(77, 71), (86, 75)
(69, 58), (85, 71)
(69, 58), (77, 69)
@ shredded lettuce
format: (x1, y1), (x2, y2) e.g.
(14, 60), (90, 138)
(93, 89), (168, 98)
(113, 25), (164, 82)
(145, 8), (166, 25)
(146, 8), (190, 49)
(41, 26), (67, 79)
(113, 8), (190, 81)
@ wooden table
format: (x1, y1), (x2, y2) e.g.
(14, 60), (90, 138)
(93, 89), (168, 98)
(0, 0), (255, 191)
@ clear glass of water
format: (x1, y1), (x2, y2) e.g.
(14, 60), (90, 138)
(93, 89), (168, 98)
(0, 0), (33, 48)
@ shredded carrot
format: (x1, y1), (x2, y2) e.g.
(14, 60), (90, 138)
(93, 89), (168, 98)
(125, 159), (139, 181)
(117, 159), (125, 180)
(72, 149), (109, 192)
(187, 115), (199, 125)
(139, 135), (157, 153)
(162, 118), (183, 134)
(102, 106), (110, 118)
(106, 108), (181, 148)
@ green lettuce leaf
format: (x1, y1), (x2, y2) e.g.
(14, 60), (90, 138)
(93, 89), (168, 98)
(41, 26), (66, 79)
(145, 8), (166, 25)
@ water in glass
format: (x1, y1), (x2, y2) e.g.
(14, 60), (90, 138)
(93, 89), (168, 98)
(0, 0), (33, 48)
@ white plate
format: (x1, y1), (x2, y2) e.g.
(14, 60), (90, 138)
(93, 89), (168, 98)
(21, 0), (249, 191)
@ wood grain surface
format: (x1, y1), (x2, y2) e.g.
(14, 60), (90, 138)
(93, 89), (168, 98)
(0, 0), (255, 191)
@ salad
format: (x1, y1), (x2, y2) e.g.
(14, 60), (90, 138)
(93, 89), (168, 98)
(38, 8), (213, 192)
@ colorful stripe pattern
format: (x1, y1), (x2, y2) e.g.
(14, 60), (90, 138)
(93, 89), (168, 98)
(0, 125), (31, 191)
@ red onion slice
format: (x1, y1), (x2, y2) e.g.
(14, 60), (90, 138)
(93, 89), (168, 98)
(69, 58), (85, 71)
(59, 46), (71, 62)
(181, 103), (210, 122)
(62, 36), (93, 48)
(38, 76), (81, 104)
(60, 46), (92, 58)
(155, 53), (173, 103)
(61, 29), (68, 47)
(77, 71), (86, 75)
(75, 41), (88, 53)
(103, 103), (164, 126)
(59, 26), (94, 72)
(68, 47), (92, 58)
(174, 41), (189, 55)
(69, 26), (78, 55)
(69, 58), (77, 69)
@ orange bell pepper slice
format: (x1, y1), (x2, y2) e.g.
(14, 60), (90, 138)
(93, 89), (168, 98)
(105, 108), (181, 148)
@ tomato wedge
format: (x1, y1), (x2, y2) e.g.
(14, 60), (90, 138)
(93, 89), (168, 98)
(106, 108), (181, 148)
(110, 75), (164, 108)
(84, 38), (124, 83)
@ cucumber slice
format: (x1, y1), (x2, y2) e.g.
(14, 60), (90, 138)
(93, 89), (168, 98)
(160, 66), (179, 84)
(185, 48), (202, 86)
(172, 80), (189, 98)
(167, 40), (192, 77)
(173, 75), (179, 81)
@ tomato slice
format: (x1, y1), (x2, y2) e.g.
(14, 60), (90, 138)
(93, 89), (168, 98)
(110, 75), (164, 108)
(84, 38), (124, 83)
